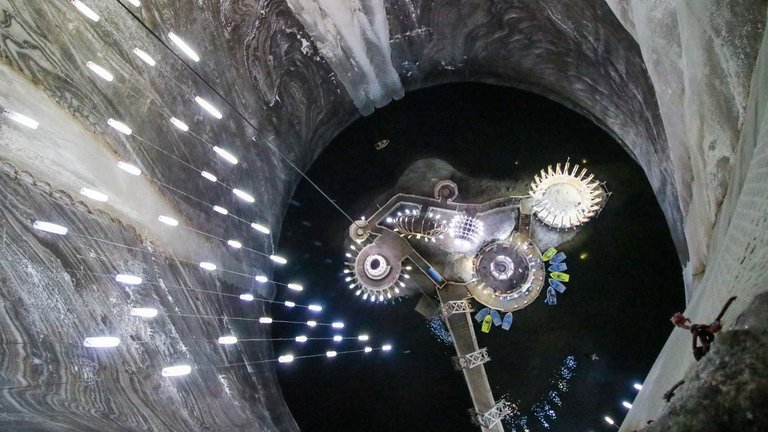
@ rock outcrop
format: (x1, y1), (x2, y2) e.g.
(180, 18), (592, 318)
(634, 292), (768, 432)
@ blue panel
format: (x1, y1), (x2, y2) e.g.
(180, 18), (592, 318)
(427, 267), (443, 283)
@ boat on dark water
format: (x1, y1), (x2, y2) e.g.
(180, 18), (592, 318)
(542, 247), (558, 261)
(490, 309), (502, 326)
(549, 278), (567, 293)
(549, 262), (567, 272)
(550, 251), (567, 264)
(545, 286), (557, 305)
(481, 315), (493, 333)
(474, 307), (490, 323)
(501, 312), (513, 330)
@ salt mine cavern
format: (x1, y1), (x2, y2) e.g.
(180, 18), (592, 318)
(0, 1), (766, 431)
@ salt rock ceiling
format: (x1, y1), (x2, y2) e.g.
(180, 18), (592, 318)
(0, 0), (765, 431)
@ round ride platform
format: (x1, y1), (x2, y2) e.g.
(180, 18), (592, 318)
(467, 232), (546, 312)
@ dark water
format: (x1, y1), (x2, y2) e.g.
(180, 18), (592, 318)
(272, 83), (684, 432)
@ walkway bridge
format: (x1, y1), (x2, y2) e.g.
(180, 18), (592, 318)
(438, 283), (511, 432)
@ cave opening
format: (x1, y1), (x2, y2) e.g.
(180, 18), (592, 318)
(272, 82), (684, 432)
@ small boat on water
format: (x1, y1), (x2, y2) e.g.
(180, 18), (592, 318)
(501, 312), (513, 330)
(550, 271), (570, 282)
(550, 252), (567, 264)
(490, 309), (502, 326)
(549, 278), (567, 293)
(481, 315), (493, 333)
(545, 286), (557, 305)
(548, 262), (567, 272)
(541, 247), (558, 261)
(474, 307), (490, 323)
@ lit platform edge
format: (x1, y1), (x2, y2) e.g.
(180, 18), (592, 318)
(467, 232), (546, 312)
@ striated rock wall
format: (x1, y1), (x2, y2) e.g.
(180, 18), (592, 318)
(620, 11), (768, 431)
(604, 0), (767, 289)
(0, 0), (766, 430)
(0, 0), (354, 429)
(285, 0), (405, 114)
(0, 162), (296, 431)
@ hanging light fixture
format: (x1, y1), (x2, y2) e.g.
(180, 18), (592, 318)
(169, 117), (189, 131)
(130, 307), (158, 318)
(194, 96), (221, 118)
(117, 161), (141, 176)
(115, 274), (142, 285)
(217, 336), (238, 345)
(3, 110), (39, 129)
(107, 118), (132, 135)
(71, 1), (100, 22)
(200, 171), (217, 182)
(32, 221), (68, 235)
(199, 262), (217, 271)
(161, 364), (192, 377)
(133, 48), (156, 66)
(83, 336), (120, 348)
(86, 61), (114, 81)
(169, 33), (200, 62)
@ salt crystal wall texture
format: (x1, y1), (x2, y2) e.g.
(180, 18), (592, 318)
(0, 0), (355, 430)
(0, 162), (295, 431)
(0, 0), (766, 430)
(286, 0), (405, 114)
(605, 0), (767, 288)
(614, 4), (768, 428)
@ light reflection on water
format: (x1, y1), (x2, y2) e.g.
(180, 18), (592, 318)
(427, 314), (454, 345)
(504, 355), (578, 431)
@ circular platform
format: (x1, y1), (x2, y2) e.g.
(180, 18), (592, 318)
(478, 251), (529, 292)
(348, 219), (371, 242)
(529, 161), (606, 229)
(467, 232), (546, 312)
(433, 180), (459, 201)
(354, 243), (403, 297)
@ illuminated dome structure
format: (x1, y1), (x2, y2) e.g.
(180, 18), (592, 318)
(529, 161), (607, 229)
(448, 214), (484, 247)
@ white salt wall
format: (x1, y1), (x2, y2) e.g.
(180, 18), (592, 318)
(0, 63), (209, 265)
(605, 0), (766, 289)
(606, 2), (768, 429)
(285, 0), (405, 115)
